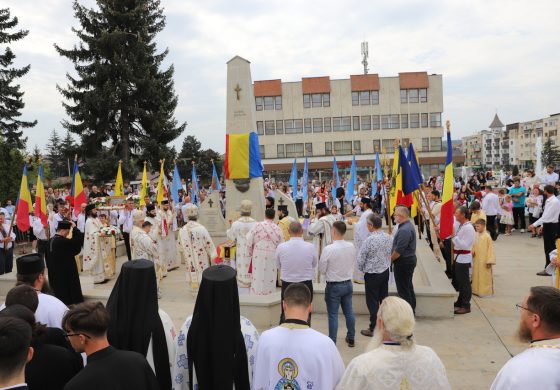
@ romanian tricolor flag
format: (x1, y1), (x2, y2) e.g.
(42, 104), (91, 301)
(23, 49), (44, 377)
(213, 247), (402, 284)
(34, 164), (48, 226)
(114, 161), (124, 196)
(390, 146), (413, 217)
(71, 160), (86, 218)
(224, 132), (263, 180)
(16, 164), (32, 232)
(440, 129), (454, 239)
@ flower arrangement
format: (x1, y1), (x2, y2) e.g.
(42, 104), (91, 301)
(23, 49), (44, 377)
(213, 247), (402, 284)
(100, 226), (121, 236)
(93, 197), (107, 207)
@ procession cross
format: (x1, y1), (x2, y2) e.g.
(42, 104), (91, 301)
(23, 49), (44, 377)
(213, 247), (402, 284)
(208, 198), (214, 208)
(234, 84), (242, 100)
(278, 197), (285, 206)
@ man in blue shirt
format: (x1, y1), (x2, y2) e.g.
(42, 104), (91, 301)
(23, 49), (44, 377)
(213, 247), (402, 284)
(508, 178), (526, 232)
(391, 206), (417, 312)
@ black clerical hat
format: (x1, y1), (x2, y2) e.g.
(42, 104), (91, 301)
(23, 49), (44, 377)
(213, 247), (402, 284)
(361, 197), (371, 205)
(85, 204), (96, 213)
(278, 205), (288, 212)
(146, 204), (155, 212)
(57, 220), (72, 230)
(315, 202), (327, 210)
(16, 254), (44, 275)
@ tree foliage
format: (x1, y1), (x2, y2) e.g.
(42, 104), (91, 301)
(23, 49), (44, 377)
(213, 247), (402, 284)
(178, 135), (222, 186)
(541, 136), (560, 168)
(0, 138), (25, 204)
(54, 0), (186, 181)
(0, 7), (37, 149)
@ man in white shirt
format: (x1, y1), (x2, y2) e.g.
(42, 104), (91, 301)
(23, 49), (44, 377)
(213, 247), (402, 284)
(319, 221), (356, 346)
(31, 214), (48, 263)
(491, 286), (560, 390)
(542, 165), (559, 186)
(252, 283), (345, 390)
(452, 206), (476, 315)
(180, 194), (193, 223)
(353, 197), (373, 284)
(276, 221), (317, 324)
(482, 185), (500, 240)
(529, 185), (560, 276)
(117, 197), (135, 261)
(0, 211), (16, 275)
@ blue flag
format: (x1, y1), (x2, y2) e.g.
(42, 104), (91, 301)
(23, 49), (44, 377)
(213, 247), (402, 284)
(345, 156), (357, 204)
(212, 161), (221, 191)
(191, 164), (199, 204)
(171, 164), (182, 204)
(289, 158), (298, 200)
(372, 152), (383, 196)
(332, 156), (340, 200)
(302, 158), (309, 205)
(407, 143), (423, 187)
(399, 145), (419, 195)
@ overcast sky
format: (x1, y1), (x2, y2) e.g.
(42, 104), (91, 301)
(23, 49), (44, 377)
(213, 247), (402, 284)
(4, 0), (560, 154)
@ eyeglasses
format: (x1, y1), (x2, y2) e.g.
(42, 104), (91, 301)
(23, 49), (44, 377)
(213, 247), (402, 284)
(515, 303), (535, 313)
(63, 331), (91, 339)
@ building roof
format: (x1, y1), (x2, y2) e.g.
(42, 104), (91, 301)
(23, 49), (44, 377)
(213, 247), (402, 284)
(301, 76), (331, 94)
(350, 74), (380, 91)
(489, 113), (504, 129)
(254, 79), (282, 96)
(399, 72), (429, 89)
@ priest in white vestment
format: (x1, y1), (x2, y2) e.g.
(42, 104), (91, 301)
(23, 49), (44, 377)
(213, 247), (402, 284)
(491, 286), (560, 390)
(227, 200), (257, 288)
(246, 208), (284, 295)
(82, 204), (110, 284)
(178, 205), (217, 290)
(338, 296), (451, 390)
(308, 202), (336, 283)
(130, 210), (163, 284)
(158, 199), (179, 271)
(353, 197), (373, 283)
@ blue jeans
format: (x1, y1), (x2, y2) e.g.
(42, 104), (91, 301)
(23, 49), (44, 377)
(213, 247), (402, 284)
(324, 280), (355, 344)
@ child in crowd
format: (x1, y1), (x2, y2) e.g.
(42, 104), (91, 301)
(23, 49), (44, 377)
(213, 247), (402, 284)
(331, 205), (343, 221)
(472, 219), (496, 297)
(500, 194), (514, 235)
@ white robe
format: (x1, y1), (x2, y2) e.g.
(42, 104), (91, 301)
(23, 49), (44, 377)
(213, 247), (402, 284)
(82, 217), (110, 283)
(337, 344), (451, 390)
(178, 221), (216, 289)
(131, 226), (159, 261)
(172, 315), (259, 390)
(308, 214), (336, 282)
(353, 208), (373, 283)
(158, 209), (179, 270)
(146, 309), (176, 381)
(246, 220), (284, 295)
(227, 217), (257, 288)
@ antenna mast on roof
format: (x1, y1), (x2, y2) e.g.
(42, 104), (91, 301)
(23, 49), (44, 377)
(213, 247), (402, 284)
(361, 41), (369, 75)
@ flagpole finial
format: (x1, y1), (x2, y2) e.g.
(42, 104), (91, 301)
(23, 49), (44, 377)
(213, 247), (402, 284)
(445, 120), (451, 133)
(74, 154), (78, 162)
(191, 161), (195, 166)
(118, 160), (122, 165)
(144, 160), (147, 166)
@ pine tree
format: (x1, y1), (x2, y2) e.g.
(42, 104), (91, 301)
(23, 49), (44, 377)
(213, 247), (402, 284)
(60, 130), (78, 169)
(0, 138), (25, 203)
(0, 8), (37, 149)
(46, 129), (63, 178)
(541, 136), (560, 168)
(55, 0), (186, 179)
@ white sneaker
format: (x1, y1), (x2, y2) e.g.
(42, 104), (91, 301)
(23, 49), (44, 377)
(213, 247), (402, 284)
(520, 229), (525, 233)
(512, 228), (516, 232)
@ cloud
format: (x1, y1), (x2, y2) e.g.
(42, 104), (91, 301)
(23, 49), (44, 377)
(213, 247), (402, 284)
(4, 0), (560, 154)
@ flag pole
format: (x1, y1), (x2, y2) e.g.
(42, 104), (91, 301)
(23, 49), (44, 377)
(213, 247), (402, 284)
(381, 147), (392, 234)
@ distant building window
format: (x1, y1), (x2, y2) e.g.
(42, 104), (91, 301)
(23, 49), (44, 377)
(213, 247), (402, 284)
(421, 113), (429, 128)
(382, 139), (395, 153)
(359, 91), (370, 105)
(257, 121), (264, 135)
(304, 118), (312, 133)
(333, 116), (351, 132)
(255, 97), (263, 111)
(259, 145), (265, 158)
(381, 115), (399, 129)
(313, 118), (323, 132)
(286, 143), (304, 158)
(401, 114), (408, 129)
(410, 114), (420, 128)
(373, 140), (380, 153)
(276, 120), (284, 134)
(325, 142), (332, 156)
(430, 113), (442, 127)
(419, 88), (427, 102)
(409, 89), (419, 103)
(353, 116), (360, 131)
(422, 137), (429, 151)
(323, 93), (330, 107)
(275, 96), (282, 110)
(285, 119), (303, 134)
(312, 94), (322, 107)
(400, 90), (408, 104)
(264, 96), (274, 110)
(265, 120), (275, 135)
(430, 137), (442, 151)
(324, 117), (332, 132)
(372, 115), (380, 130)
(304, 93), (330, 108)
(334, 141), (352, 155)
(353, 140), (361, 154)
(277, 144), (285, 158)
(305, 143), (313, 156)
(550, 130), (558, 137)
(371, 90), (379, 105)
(352, 92), (359, 106)
(361, 115), (371, 130)
(303, 94), (311, 108)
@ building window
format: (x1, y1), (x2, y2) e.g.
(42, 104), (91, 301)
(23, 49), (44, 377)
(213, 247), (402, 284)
(286, 143), (304, 158)
(410, 114), (420, 128)
(373, 140), (380, 153)
(265, 120), (275, 135)
(382, 115), (399, 129)
(285, 119), (303, 134)
(305, 143), (313, 156)
(353, 140), (361, 154)
(353, 116), (360, 131)
(409, 89), (419, 103)
(361, 115), (371, 130)
(333, 116), (351, 132)
(422, 137), (429, 151)
(257, 121), (264, 135)
(550, 130), (558, 137)
(430, 113), (442, 127)
(325, 142), (332, 156)
(275, 96), (282, 110)
(372, 115), (380, 130)
(430, 137), (442, 151)
(276, 120), (284, 134)
(401, 114), (408, 129)
(312, 94), (322, 107)
(304, 118), (312, 133)
(381, 115), (390, 129)
(312, 118), (323, 132)
(382, 139), (395, 153)
(259, 145), (265, 159)
(303, 94), (311, 108)
(371, 90), (379, 105)
(255, 97), (263, 111)
(277, 144), (285, 158)
(400, 90), (407, 104)
(359, 91), (370, 105)
(419, 88), (427, 102)
(352, 92), (359, 106)
(264, 96), (274, 110)
(304, 93), (330, 108)
(324, 117), (332, 132)
(334, 141), (352, 155)
(421, 113), (429, 128)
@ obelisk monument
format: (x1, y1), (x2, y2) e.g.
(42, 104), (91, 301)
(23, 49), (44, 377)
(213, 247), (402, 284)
(225, 56), (266, 223)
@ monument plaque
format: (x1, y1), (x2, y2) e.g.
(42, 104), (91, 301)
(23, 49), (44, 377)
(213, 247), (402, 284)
(198, 192), (228, 237)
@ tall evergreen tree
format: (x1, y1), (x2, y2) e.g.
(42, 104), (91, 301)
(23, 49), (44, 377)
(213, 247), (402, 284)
(0, 8), (37, 149)
(0, 138), (25, 203)
(55, 0), (186, 179)
(46, 129), (63, 178)
(541, 136), (560, 168)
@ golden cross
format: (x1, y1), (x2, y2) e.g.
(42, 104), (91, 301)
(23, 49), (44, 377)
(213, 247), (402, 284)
(234, 84), (242, 100)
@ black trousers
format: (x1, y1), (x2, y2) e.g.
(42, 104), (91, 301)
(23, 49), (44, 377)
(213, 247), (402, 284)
(425, 220), (433, 250)
(122, 231), (132, 261)
(364, 269), (389, 330)
(295, 199), (303, 217)
(0, 247), (14, 275)
(441, 239), (453, 278)
(37, 240), (48, 267)
(543, 223), (558, 269)
(513, 207), (526, 230)
(280, 279), (313, 325)
(393, 256), (417, 312)
(486, 215), (497, 240)
(453, 262), (471, 309)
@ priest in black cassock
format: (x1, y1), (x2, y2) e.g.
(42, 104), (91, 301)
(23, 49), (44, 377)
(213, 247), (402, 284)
(47, 220), (83, 306)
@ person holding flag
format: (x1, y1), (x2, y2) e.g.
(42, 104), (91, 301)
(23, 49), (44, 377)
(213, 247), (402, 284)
(33, 163), (50, 261)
